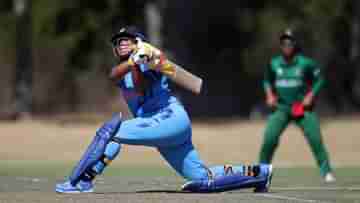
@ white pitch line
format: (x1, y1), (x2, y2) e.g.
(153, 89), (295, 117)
(256, 193), (326, 203)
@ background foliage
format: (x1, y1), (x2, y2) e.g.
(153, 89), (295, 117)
(0, 0), (359, 118)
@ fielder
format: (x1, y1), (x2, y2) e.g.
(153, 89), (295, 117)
(55, 26), (272, 193)
(259, 29), (335, 182)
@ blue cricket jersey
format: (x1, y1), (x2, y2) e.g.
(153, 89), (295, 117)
(116, 63), (175, 117)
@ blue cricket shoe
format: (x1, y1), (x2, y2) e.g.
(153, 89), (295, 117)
(55, 180), (94, 193)
(254, 164), (273, 193)
(181, 164), (273, 193)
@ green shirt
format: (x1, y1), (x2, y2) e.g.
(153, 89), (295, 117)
(263, 54), (325, 110)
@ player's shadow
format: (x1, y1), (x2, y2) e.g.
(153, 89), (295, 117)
(136, 189), (189, 194)
(94, 190), (189, 194)
(95, 189), (257, 194)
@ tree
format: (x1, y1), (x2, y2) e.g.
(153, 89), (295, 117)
(348, 0), (360, 109)
(14, 0), (33, 116)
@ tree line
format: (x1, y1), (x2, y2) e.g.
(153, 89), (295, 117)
(0, 0), (359, 118)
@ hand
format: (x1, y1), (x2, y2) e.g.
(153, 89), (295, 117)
(129, 47), (151, 65)
(266, 93), (277, 108)
(302, 92), (314, 107)
(127, 39), (152, 65)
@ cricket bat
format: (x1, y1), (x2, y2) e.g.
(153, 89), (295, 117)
(136, 40), (203, 95)
(166, 60), (203, 95)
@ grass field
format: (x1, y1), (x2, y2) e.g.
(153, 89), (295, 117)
(0, 117), (359, 202)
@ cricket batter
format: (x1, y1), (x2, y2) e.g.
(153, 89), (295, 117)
(259, 29), (335, 182)
(55, 26), (272, 193)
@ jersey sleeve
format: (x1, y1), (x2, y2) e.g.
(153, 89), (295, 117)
(263, 63), (275, 91)
(307, 59), (325, 96)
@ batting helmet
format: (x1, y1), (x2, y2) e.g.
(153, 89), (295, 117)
(111, 26), (147, 46)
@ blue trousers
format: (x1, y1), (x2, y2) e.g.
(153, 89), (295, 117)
(93, 101), (245, 181)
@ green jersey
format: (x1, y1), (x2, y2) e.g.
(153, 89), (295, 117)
(263, 54), (325, 110)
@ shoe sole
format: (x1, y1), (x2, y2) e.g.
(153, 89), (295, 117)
(56, 189), (94, 194)
(181, 181), (192, 191)
(55, 188), (94, 194)
(55, 188), (81, 194)
(325, 178), (336, 183)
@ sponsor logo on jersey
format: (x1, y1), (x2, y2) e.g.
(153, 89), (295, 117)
(276, 68), (284, 76)
(275, 79), (303, 88)
(294, 68), (303, 76)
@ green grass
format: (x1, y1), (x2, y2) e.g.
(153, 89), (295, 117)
(1, 160), (360, 180)
(0, 160), (177, 178)
(1, 160), (360, 202)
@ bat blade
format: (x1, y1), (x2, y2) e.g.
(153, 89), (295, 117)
(167, 61), (203, 95)
(138, 41), (203, 95)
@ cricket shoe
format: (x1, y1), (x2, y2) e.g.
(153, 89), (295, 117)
(55, 180), (94, 193)
(324, 172), (336, 183)
(254, 164), (273, 193)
